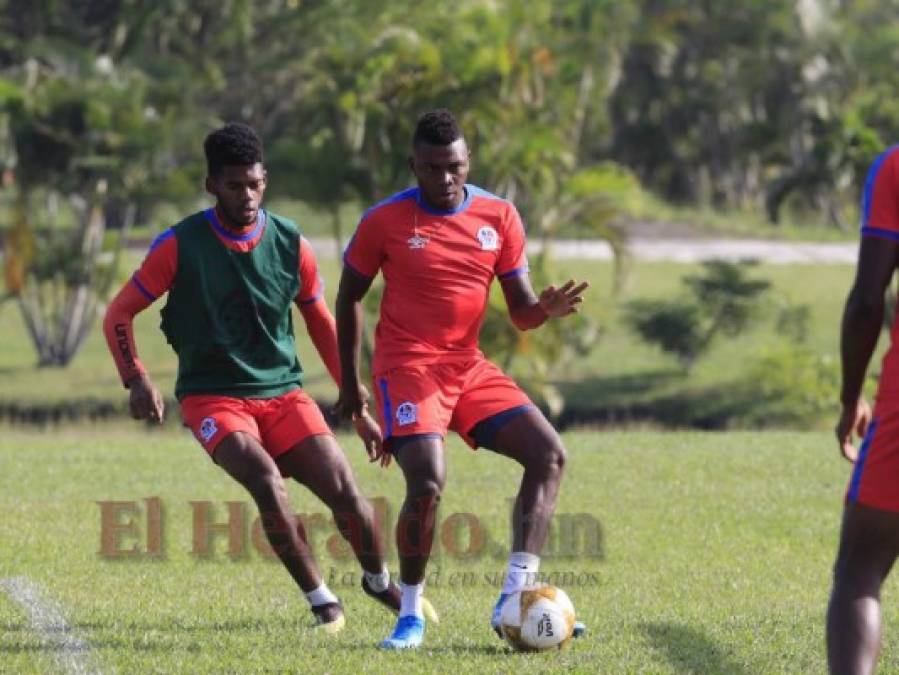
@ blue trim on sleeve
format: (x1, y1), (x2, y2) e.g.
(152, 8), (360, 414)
(130, 275), (156, 302)
(862, 146), (899, 229)
(498, 265), (530, 280)
(148, 228), (174, 253)
(342, 256), (375, 280)
(847, 419), (879, 502)
(379, 378), (394, 439)
(298, 292), (323, 306)
(861, 226), (899, 242)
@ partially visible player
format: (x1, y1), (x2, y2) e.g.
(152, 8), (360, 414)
(827, 144), (899, 673)
(335, 109), (587, 649)
(103, 122), (435, 633)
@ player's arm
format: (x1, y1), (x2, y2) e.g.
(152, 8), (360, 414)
(837, 236), (899, 460)
(496, 204), (588, 330)
(102, 232), (175, 423)
(334, 266), (375, 419)
(295, 238), (341, 385)
(500, 274), (589, 331)
(334, 212), (384, 421)
(297, 278), (385, 463)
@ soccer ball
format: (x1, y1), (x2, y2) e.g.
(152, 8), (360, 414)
(499, 584), (577, 651)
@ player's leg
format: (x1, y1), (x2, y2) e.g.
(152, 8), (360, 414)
(182, 395), (342, 632)
(366, 366), (458, 648)
(379, 435), (446, 649)
(478, 409), (571, 630)
(450, 359), (583, 637)
(213, 432), (343, 630)
(485, 408), (565, 551)
(827, 503), (899, 674)
(276, 433), (399, 610)
(827, 407), (899, 673)
(261, 388), (438, 626)
(214, 432), (322, 591)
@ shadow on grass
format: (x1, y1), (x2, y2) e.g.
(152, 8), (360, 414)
(641, 622), (751, 675)
(337, 642), (509, 655)
(558, 369), (685, 409)
(557, 371), (793, 431)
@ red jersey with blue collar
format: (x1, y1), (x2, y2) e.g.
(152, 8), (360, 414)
(344, 184), (528, 375)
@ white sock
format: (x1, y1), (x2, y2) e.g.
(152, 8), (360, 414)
(399, 582), (424, 618)
(364, 567), (390, 593)
(502, 551), (540, 595)
(305, 583), (339, 607)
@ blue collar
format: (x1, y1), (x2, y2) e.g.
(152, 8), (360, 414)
(206, 208), (265, 242)
(414, 186), (472, 216)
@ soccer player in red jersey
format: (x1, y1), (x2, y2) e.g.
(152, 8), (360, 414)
(103, 123), (436, 633)
(828, 144), (899, 673)
(335, 109), (588, 649)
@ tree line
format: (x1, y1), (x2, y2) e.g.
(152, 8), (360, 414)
(0, 0), (895, 365)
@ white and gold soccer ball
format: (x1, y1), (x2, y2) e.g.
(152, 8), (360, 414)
(499, 584), (577, 652)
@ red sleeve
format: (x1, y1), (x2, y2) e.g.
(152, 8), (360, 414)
(296, 236), (325, 305)
(103, 282), (152, 386)
(293, 236), (340, 384)
(343, 210), (386, 278)
(102, 230), (177, 387)
(132, 229), (178, 300)
(496, 203), (529, 279)
(862, 149), (899, 241)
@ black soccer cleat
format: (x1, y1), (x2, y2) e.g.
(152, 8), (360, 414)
(311, 601), (345, 634)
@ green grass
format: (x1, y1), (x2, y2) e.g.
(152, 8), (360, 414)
(0, 427), (886, 672)
(642, 196), (858, 242)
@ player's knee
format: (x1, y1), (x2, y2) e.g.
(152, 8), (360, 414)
(331, 482), (367, 517)
(246, 470), (286, 503)
(408, 476), (444, 503)
(535, 440), (566, 481)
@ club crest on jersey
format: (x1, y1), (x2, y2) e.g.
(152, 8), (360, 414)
(477, 226), (499, 251)
(407, 234), (429, 249)
(396, 401), (417, 426)
(199, 417), (218, 442)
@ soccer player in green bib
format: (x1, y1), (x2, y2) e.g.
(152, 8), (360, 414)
(103, 122), (435, 634)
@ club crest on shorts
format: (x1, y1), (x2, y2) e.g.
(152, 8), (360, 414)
(477, 226), (498, 251)
(199, 417), (218, 442)
(396, 401), (417, 426)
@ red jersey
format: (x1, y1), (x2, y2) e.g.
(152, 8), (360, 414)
(861, 145), (899, 398)
(344, 185), (528, 374)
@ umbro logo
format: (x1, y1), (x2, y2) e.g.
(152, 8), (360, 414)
(408, 234), (428, 249)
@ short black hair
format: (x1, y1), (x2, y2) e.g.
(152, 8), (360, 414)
(413, 109), (464, 147)
(204, 122), (263, 176)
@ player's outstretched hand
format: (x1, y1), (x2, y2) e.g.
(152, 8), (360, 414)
(538, 280), (589, 318)
(127, 373), (165, 424)
(835, 397), (872, 463)
(354, 410), (390, 468)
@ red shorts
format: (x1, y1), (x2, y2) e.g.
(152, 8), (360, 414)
(180, 389), (333, 459)
(372, 357), (533, 449)
(846, 399), (899, 512)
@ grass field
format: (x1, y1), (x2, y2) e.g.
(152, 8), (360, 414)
(0, 426), (890, 673)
